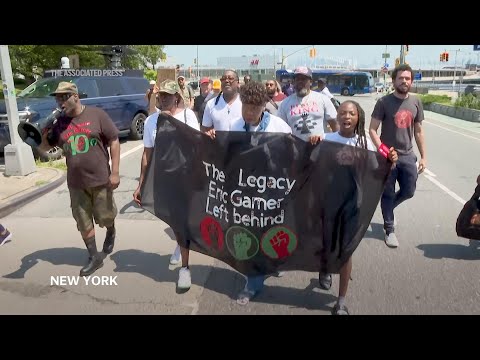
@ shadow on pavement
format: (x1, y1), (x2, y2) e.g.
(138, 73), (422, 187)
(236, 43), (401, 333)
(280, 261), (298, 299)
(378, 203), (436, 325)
(3, 246), (339, 310)
(364, 222), (385, 241)
(3, 247), (87, 279)
(202, 264), (338, 311)
(118, 200), (146, 214)
(417, 240), (480, 260)
(111, 249), (337, 310)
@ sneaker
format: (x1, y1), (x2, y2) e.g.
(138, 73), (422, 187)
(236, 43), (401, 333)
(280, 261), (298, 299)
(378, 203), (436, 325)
(0, 228), (12, 246)
(331, 303), (350, 315)
(319, 273), (332, 290)
(177, 267), (191, 290)
(385, 232), (399, 248)
(170, 244), (182, 265)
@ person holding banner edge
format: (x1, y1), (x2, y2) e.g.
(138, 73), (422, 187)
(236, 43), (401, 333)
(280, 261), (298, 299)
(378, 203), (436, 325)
(311, 100), (398, 314)
(133, 80), (200, 291)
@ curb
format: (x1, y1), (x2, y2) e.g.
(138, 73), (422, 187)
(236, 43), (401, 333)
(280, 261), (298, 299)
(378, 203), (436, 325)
(0, 170), (67, 219)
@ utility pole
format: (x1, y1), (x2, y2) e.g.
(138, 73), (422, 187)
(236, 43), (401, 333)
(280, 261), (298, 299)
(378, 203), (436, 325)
(0, 45), (36, 176)
(452, 48), (460, 90)
(399, 45), (406, 64)
(196, 45), (199, 80)
(273, 47), (276, 73)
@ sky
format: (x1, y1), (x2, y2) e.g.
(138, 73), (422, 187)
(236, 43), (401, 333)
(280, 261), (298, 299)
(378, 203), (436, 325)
(162, 45), (480, 69)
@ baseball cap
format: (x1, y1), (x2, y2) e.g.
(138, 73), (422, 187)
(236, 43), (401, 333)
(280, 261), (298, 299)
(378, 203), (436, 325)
(149, 80), (156, 85)
(49, 81), (78, 96)
(200, 77), (210, 85)
(212, 79), (221, 90)
(293, 66), (313, 79)
(158, 80), (179, 95)
(318, 77), (327, 83)
(177, 75), (185, 80)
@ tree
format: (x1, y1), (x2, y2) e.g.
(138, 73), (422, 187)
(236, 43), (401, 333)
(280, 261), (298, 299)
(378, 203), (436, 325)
(9, 45), (104, 83)
(8, 45), (166, 82)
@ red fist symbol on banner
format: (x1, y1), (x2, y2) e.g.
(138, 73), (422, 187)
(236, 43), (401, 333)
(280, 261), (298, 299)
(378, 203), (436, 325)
(269, 230), (290, 259)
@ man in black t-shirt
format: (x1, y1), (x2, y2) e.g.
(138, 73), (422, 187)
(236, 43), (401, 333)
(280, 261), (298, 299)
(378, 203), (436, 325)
(39, 81), (121, 276)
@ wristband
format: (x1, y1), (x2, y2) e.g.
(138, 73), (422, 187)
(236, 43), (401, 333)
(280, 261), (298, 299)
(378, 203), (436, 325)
(378, 143), (389, 158)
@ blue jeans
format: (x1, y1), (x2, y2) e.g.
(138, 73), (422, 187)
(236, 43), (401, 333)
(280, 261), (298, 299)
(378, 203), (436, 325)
(246, 275), (265, 293)
(381, 153), (418, 234)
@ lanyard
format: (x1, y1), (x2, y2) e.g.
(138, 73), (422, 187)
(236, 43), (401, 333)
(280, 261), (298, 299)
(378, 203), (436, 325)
(243, 112), (270, 132)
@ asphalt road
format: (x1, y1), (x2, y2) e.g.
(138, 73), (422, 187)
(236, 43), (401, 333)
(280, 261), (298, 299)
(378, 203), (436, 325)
(1, 93), (479, 314)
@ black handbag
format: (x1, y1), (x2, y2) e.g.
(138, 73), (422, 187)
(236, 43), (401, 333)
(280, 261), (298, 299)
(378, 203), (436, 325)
(456, 185), (480, 240)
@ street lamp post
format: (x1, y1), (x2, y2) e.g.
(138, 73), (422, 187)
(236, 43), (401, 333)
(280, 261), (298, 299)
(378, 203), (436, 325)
(452, 48), (460, 90)
(196, 45), (199, 81)
(280, 45), (314, 69)
(0, 45), (36, 176)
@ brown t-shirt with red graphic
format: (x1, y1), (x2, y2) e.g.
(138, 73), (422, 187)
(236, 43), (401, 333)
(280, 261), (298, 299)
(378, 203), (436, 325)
(47, 106), (119, 189)
(371, 93), (424, 155)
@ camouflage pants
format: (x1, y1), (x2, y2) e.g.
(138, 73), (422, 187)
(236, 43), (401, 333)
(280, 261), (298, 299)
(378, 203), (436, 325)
(69, 185), (117, 233)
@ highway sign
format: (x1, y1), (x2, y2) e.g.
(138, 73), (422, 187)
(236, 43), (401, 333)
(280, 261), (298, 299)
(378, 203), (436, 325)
(414, 73), (422, 80)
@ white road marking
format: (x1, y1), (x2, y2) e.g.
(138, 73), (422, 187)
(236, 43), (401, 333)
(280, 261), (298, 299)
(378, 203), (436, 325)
(424, 175), (466, 205)
(120, 144), (144, 159)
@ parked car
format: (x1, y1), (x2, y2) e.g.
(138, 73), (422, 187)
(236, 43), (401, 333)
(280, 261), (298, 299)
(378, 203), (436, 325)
(374, 82), (385, 92)
(0, 70), (149, 160)
(464, 85), (480, 97)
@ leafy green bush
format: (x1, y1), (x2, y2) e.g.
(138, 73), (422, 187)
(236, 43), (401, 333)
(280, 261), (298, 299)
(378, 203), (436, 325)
(144, 69), (157, 82)
(454, 94), (480, 110)
(417, 94), (452, 105)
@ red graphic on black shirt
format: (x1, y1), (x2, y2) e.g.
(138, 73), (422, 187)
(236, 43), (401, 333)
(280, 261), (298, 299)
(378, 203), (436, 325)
(200, 217), (224, 250)
(394, 109), (413, 129)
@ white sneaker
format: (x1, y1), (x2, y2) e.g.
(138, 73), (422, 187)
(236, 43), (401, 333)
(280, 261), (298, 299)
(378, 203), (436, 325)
(169, 245), (181, 265)
(385, 232), (399, 248)
(177, 267), (191, 290)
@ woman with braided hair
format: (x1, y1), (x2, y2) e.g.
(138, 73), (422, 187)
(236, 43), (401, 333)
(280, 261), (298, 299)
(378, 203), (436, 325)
(311, 100), (398, 314)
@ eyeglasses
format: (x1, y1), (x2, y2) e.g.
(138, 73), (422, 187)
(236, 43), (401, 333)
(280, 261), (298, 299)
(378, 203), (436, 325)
(55, 93), (74, 102)
(220, 76), (238, 82)
(265, 83), (276, 86)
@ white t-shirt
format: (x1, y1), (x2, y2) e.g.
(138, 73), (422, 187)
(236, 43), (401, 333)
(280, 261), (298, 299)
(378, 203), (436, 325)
(277, 91), (337, 142)
(202, 93), (242, 131)
(324, 132), (376, 151)
(143, 109), (200, 148)
(230, 113), (292, 134)
(321, 87), (334, 99)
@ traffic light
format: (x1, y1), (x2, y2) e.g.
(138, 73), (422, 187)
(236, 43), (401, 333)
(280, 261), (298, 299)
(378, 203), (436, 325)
(193, 58), (197, 64)
(176, 64), (180, 70)
(440, 53), (443, 62)
(309, 48), (316, 58)
(406, 45), (409, 52)
(445, 52), (449, 62)
(395, 57), (400, 66)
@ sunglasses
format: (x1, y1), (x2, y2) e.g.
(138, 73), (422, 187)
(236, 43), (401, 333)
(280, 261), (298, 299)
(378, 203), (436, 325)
(55, 93), (75, 102)
(265, 83), (276, 86)
(220, 76), (238, 82)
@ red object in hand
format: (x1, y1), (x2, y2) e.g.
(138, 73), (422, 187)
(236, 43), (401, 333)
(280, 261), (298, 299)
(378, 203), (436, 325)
(378, 143), (389, 158)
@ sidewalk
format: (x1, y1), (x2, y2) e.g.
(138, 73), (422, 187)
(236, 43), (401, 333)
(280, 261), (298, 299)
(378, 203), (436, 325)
(0, 158), (66, 218)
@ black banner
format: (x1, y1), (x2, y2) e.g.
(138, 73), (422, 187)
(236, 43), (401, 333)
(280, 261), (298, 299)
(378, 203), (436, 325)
(141, 114), (391, 276)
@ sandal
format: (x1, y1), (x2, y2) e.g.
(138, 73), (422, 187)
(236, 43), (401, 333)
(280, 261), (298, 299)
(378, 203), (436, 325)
(236, 289), (257, 306)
